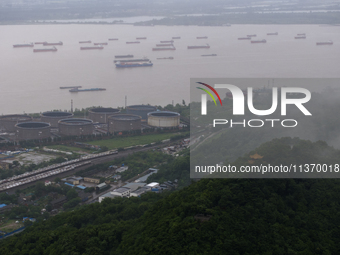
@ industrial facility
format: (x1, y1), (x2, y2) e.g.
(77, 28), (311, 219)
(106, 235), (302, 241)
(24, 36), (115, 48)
(41, 111), (73, 128)
(147, 111), (180, 127)
(88, 108), (120, 123)
(107, 114), (142, 133)
(58, 118), (94, 136)
(15, 122), (51, 140)
(126, 105), (157, 120)
(0, 114), (32, 132)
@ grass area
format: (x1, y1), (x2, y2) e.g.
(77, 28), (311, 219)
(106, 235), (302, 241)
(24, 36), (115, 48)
(0, 219), (23, 233)
(46, 145), (93, 153)
(87, 133), (180, 150)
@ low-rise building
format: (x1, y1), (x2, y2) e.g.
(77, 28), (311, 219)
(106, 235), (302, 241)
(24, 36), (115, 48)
(130, 187), (150, 197)
(51, 196), (67, 209)
(111, 187), (130, 197)
(99, 191), (117, 203)
(84, 177), (100, 184)
(122, 182), (146, 192)
(116, 166), (128, 173)
(96, 183), (108, 191)
(45, 180), (51, 186)
(62, 176), (83, 185)
(145, 182), (159, 189)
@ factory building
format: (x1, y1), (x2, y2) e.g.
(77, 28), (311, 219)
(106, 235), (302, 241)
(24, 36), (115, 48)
(126, 105), (157, 120)
(15, 122), (51, 140)
(0, 114), (32, 132)
(88, 108), (120, 123)
(41, 111), (73, 128)
(147, 111), (180, 128)
(58, 118), (94, 136)
(107, 114), (141, 133)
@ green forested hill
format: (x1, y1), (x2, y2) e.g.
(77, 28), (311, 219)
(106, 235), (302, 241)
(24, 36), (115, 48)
(1, 138), (340, 254)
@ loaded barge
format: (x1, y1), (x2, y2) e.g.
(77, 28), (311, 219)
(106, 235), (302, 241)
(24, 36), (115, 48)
(69, 88), (106, 92)
(115, 61), (153, 68)
(187, 44), (210, 49)
(80, 46), (104, 50)
(113, 58), (150, 63)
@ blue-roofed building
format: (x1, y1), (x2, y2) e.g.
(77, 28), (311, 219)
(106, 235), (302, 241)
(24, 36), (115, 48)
(64, 182), (74, 187)
(0, 204), (7, 208)
(76, 185), (86, 190)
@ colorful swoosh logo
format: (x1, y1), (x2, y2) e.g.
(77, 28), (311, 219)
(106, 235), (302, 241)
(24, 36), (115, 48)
(196, 82), (223, 106)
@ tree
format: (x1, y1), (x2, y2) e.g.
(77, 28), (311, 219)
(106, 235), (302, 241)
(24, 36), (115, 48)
(46, 204), (52, 212)
(66, 189), (78, 200)
(12, 160), (20, 167)
(101, 146), (109, 152)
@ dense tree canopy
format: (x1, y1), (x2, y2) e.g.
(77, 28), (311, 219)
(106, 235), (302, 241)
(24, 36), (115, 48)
(1, 138), (340, 254)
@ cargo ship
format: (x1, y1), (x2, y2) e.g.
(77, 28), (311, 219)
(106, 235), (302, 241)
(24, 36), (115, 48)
(157, 57), (174, 59)
(295, 36), (306, 39)
(297, 33), (306, 36)
(115, 55), (134, 58)
(156, 43), (173, 46)
(251, 39), (266, 43)
(80, 46), (104, 50)
(35, 42), (46, 44)
(201, 54), (217, 57)
(316, 41), (333, 45)
(172, 37), (181, 39)
(160, 40), (174, 43)
(238, 37), (251, 40)
(187, 44), (210, 49)
(108, 38), (118, 41)
(197, 36), (208, 39)
(113, 58), (150, 63)
(43, 41), (63, 46)
(33, 46), (57, 52)
(267, 32), (278, 35)
(136, 37), (147, 39)
(60, 86), (82, 89)
(115, 61), (153, 68)
(94, 42), (108, 45)
(13, 43), (34, 48)
(79, 41), (91, 43)
(247, 34), (256, 37)
(126, 41), (140, 44)
(152, 47), (176, 51)
(69, 88), (106, 92)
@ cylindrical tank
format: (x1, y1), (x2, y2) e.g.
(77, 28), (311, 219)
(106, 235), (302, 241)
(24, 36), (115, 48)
(0, 114), (32, 132)
(88, 108), (120, 123)
(147, 111), (180, 127)
(41, 111), (73, 128)
(15, 122), (51, 140)
(126, 105), (157, 120)
(58, 118), (94, 136)
(107, 114), (142, 133)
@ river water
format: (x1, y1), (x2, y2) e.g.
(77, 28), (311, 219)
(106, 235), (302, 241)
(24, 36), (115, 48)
(0, 24), (339, 114)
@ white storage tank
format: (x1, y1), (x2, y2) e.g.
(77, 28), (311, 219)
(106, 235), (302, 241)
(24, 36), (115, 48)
(147, 111), (180, 127)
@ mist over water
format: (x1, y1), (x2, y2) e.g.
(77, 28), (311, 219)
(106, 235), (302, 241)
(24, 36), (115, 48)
(1, 24), (339, 114)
